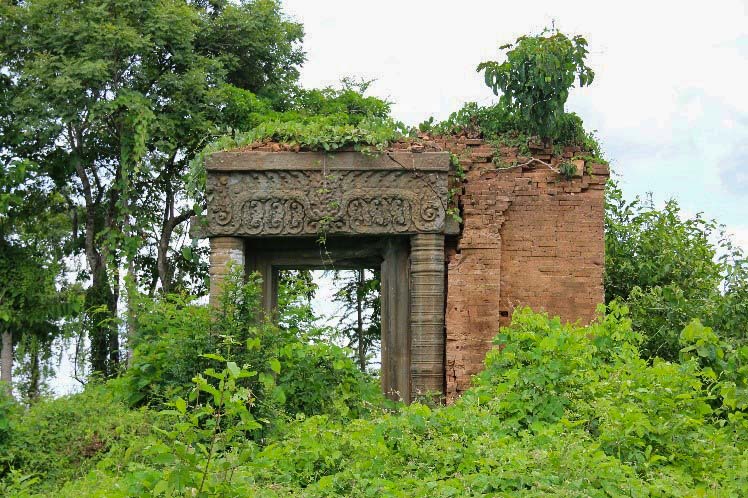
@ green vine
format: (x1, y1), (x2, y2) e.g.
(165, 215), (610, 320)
(446, 188), (463, 224)
(313, 165), (339, 264)
(558, 161), (578, 180)
(450, 153), (466, 181)
(188, 117), (408, 205)
(447, 153), (465, 223)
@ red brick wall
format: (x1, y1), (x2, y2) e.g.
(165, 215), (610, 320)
(433, 137), (609, 401)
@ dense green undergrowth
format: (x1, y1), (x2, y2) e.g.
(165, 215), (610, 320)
(1, 298), (746, 496)
(119, 272), (383, 422)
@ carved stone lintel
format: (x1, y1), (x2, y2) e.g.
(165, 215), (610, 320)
(205, 153), (450, 237)
(204, 152), (452, 401)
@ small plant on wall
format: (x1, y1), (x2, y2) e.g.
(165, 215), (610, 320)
(477, 27), (595, 143)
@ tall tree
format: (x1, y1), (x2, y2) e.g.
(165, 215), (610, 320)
(0, 159), (75, 397)
(0, 241), (72, 398)
(0, 0), (304, 376)
(605, 182), (748, 360)
(332, 269), (381, 371)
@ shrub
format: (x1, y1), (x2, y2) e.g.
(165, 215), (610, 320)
(0, 386), (150, 491)
(119, 270), (384, 430)
(477, 28), (594, 140)
(26, 307), (748, 496)
(119, 293), (214, 406)
(605, 182), (748, 360)
(214, 307), (748, 496)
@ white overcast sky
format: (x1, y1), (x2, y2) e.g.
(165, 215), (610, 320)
(282, 0), (748, 250)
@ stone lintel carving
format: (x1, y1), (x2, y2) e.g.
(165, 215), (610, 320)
(205, 151), (450, 237)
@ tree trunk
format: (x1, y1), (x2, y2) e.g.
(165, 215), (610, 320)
(356, 269), (365, 371)
(75, 153), (118, 377)
(27, 336), (40, 402)
(108, 262), (120, 372)
(87, 261), (116, 377)
(157, 209), (194, 293)
(1, 329), (12, 395)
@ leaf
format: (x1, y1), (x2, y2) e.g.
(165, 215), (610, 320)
(269, 358), (281, 374)
(272, 386), (286, 405)
(258, 372), (275, 389)
(227, 361), (241, 379)
(153, 479), (169, 495)
(247, 337), (261, 350)
(174, 397), (187, 414)
(202, 353), (226, 362)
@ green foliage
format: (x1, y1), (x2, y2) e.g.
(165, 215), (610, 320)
(0, 237), (81, 398)
(237, 308), (748, 496)
(119, 269), (382, 429)
(0, 0), (307, 374)
(427, 33), (604, 170)
(477, 28), (594, 140)
(423, 101), (605, 168)
(0, 111), (79, 394)
(214, 77), (392, 136)
(47, 307), (748, 497)
(275, 269), (320, 333)
(242, 116), (405, 153)
(330, 270), (381, 371)
(0, 241), (65, 334)
(425, 101), (520, 139)
(117, 293), (214, 406)
(188, 78), (403, 205)
(288, 77), (392, 125)
(0, 468), (40, 497)
(5, 12), (748, 496)
(558, 160), (578, 180)
(605, 186), (721, 302)
(605, 182), (748, 360)
(0, 386), (150, 492)
(0, 388), (16, 448)
(142, 353), (262, 496)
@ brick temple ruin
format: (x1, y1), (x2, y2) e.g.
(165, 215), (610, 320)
(201, 137), (609, 402)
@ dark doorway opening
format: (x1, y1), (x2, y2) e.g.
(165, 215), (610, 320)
(273, 268), (382, 373)
(245, 236), (411, 401)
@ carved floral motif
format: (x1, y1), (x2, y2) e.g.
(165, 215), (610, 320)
(206, 170), (447, 236)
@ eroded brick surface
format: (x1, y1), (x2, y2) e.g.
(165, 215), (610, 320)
(437, 137), (609, 401)
(209, 237), (245, 307)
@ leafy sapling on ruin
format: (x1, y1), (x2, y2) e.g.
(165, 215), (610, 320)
(477, 27), (595, 144)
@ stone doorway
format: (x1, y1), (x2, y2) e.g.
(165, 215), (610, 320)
(203, 151), (451, 402)
(200, 141), (610, 403)
(247, 236), (411, 400)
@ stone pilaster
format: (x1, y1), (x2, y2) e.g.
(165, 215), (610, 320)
(209, 237), (245, 307)
(409, 233), (445, 397)
(381, 238), (411, 402)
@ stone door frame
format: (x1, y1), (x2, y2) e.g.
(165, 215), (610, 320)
(203, 151), (451, 402)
